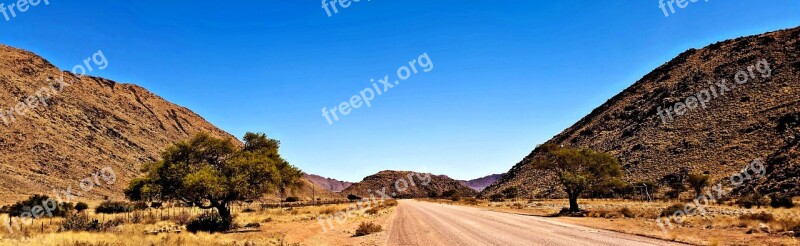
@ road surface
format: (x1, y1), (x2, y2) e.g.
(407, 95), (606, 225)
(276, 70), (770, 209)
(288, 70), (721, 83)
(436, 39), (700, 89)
(386, 200), (686, 246)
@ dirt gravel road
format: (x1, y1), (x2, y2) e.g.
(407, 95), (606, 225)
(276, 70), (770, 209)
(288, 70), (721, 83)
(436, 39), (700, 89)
(386, 200), (687, 246)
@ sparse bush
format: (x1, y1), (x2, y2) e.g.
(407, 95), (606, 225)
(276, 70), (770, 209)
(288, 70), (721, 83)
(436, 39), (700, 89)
(133, 202), (149, 210)
(442, 189), (458, 198)
(244, 222), (261, 228)
(660, 204), (685, 217)
(489, 194), (505, 202)
(620, 207), (636, 218)
(186, 212), (233, 233)
(8, 195), (73, 217)
(739, 212), (775, 222)
(347, 194), (362, 201)
(463, 198), (479, 205)
(354, 221), (382, 237)
(502, 187), (519, 200)
(319, 206), (337, 215)
(365, 207), (380, 215)
(384, 200), (398, 207)
(60, 214), (100, 232)
(95, 201), (133, 214)
(75, 202), (89, 213)
(284, 197), (300, 203)
(59, 213), (122, 232)
(769, 194), (794, 208)
(737, 194), (769, 209)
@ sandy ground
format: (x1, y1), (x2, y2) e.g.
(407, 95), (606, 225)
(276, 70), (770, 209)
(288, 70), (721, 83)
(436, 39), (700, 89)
(385, 200), (687, 246)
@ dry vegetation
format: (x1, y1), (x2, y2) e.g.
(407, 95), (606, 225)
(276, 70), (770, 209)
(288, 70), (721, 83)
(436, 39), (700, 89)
(0, 201), (398, 246)
(433, 198), (800, 246)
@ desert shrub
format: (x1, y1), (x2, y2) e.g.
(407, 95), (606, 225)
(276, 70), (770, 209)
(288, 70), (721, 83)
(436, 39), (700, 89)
(150, 202), (163, 209)
(510, 203), (524, 209)
(347, 194), (362, 201)
(737, 194), (769, 209)
(284, 197), (300, 203)
(95, 201), (133, 214)
(502, 187), (519, 199)
(442, 190), (458, 198)
(75, 202), (89, 213)
(384, 200), (398, 207)
(588, 210), (621, 218)
(354, 221), (381, 237)
(60, 214), (101, 232)
(739, 212), (775, 223)
(774, 218), (800, 237)
(365, 207), (380, 215)
(133, 202), (149, 210)
(244, 223), (260, 228)
(620, 207), (636, 218)
(660, 204), (685, 217)
(8, 195), (73, 217)
(187, 212), (233, 233)
(463, 198), (479, 205)
(450, 196), (461, 202)
(770, 194), (794, 208)
(427, 191), (440, 198)
(319, 206), (337, 215)
(489, 194), (505, 202)
(60, 214), (122, 232)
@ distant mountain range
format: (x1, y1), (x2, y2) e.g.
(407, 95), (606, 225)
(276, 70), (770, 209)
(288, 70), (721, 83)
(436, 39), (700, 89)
(458, 174), (505, 191)
(304, 174), (353, 192)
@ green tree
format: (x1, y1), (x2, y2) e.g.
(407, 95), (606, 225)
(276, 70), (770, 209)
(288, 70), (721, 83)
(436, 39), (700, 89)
(532, 144), (624, 212)
(687, 174), (709, 197)
(125, 132), (300, 229)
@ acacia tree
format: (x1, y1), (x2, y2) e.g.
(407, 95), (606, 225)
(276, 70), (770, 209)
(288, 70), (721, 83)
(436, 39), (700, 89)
(125, 132), (301, 228)
(532, 144), (624, 212)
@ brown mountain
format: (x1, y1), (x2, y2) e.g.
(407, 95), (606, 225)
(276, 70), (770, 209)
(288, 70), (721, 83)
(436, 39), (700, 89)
(342, 171), (477, 198)
(304, 174), (353, 192)
(482, 27), (800, 198)
(0, 45), (240, 202)
(458, 174), (504, 191)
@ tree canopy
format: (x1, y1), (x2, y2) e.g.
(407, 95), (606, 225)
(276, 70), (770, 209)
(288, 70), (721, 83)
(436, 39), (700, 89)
(125, 132), (303, 227)
(532, 144), (624, 212)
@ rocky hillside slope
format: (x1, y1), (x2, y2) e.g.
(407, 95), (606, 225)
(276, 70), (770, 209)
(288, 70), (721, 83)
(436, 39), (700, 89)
(304, 174), (353, 192)
(342, 171), (477, 198)
(0, 45), (239, 202)
(482, 27), (800, 198)
(459, 174), (504, 191)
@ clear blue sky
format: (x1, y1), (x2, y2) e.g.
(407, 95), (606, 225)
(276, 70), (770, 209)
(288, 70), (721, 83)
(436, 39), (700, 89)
(1, 0), (798, 182)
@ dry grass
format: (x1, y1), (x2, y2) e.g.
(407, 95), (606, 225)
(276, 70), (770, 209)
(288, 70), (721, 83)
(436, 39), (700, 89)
(0, 201), (397, 246)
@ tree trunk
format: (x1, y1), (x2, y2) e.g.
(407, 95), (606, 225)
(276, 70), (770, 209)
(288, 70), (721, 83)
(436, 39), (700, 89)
(215, 203), (233, 229)
(568, 192), (580, 212)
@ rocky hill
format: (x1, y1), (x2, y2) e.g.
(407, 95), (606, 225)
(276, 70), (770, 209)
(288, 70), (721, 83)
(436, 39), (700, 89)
(304, 174), (353, 192)
(459, 174), (504, 191)
(342, 171), (477, 198)
(482, 27), (800, 198)
(0, 45), (241, 202)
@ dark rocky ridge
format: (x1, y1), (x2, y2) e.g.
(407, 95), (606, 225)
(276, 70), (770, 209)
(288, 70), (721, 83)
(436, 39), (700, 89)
(482, 26), (800, 198)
